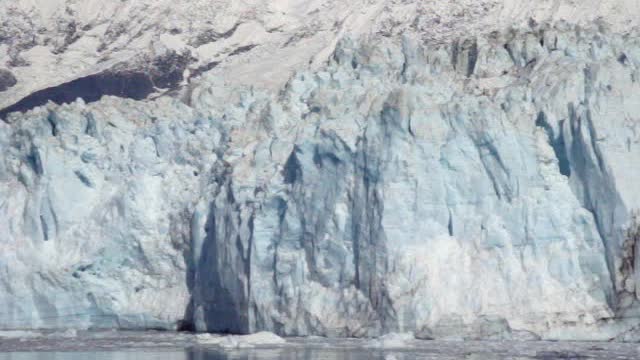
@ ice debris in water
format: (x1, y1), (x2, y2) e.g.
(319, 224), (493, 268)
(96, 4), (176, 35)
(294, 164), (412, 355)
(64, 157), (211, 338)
(196, 331), (286, 348)
(47, 329), (78, 338)
(0, 331), (42, 339)
(366, 333), (416, 348)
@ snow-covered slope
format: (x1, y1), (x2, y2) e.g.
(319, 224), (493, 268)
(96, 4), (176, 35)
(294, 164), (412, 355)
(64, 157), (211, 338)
(1, 0), (640, 341)
(1, 0), (639, 114)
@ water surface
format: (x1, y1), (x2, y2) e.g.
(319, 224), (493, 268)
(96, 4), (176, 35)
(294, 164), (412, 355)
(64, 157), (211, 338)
(0, 331), (638, 359)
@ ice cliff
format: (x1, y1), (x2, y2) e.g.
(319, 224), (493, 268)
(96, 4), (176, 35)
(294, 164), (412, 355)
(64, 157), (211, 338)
(1, 1), (640, 341)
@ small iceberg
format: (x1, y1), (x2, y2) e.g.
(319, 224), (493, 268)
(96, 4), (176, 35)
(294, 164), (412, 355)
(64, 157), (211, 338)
(196, 331), (286, 348)
(365, 332), (416, 348)
(0, 331), (42, 339)
(47, 329), (78, 338)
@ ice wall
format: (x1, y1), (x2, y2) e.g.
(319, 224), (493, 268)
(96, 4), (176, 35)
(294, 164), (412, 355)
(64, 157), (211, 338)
(1, 24), (639, 340)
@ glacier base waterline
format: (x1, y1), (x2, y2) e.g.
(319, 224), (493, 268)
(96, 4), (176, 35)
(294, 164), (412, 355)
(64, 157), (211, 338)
(1, 330), (640, 359)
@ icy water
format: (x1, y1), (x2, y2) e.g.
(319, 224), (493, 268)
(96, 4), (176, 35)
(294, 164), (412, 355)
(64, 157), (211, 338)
(0, 331), (639, 359)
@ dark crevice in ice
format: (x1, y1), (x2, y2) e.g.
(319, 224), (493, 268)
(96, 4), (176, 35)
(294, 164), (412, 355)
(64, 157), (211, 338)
(536, 111), (571, 177)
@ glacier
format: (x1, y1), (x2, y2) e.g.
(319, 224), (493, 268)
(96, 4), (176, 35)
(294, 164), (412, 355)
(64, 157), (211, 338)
(1, 18), (640, 341)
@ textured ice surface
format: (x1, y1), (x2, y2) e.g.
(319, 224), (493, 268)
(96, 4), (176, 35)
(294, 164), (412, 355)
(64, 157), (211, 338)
(1, 18), (640, 341)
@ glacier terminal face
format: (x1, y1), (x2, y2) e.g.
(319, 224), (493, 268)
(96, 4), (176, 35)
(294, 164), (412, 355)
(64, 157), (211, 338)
(1, 2), (640, 341)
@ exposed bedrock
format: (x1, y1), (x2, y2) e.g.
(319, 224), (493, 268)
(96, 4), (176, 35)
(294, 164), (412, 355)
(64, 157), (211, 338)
(0, 69), (17, 92)
(0, 25), (639, 340)
(0, 51), (193, 121)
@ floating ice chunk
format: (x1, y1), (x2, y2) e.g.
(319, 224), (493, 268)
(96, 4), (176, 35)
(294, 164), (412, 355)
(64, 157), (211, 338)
(365, 333), (415, 348)
(195, 333), (222, 344)
(196, 331), (286, 348)
(48, 329), (78, 338)
(0, 331), (42, 339)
